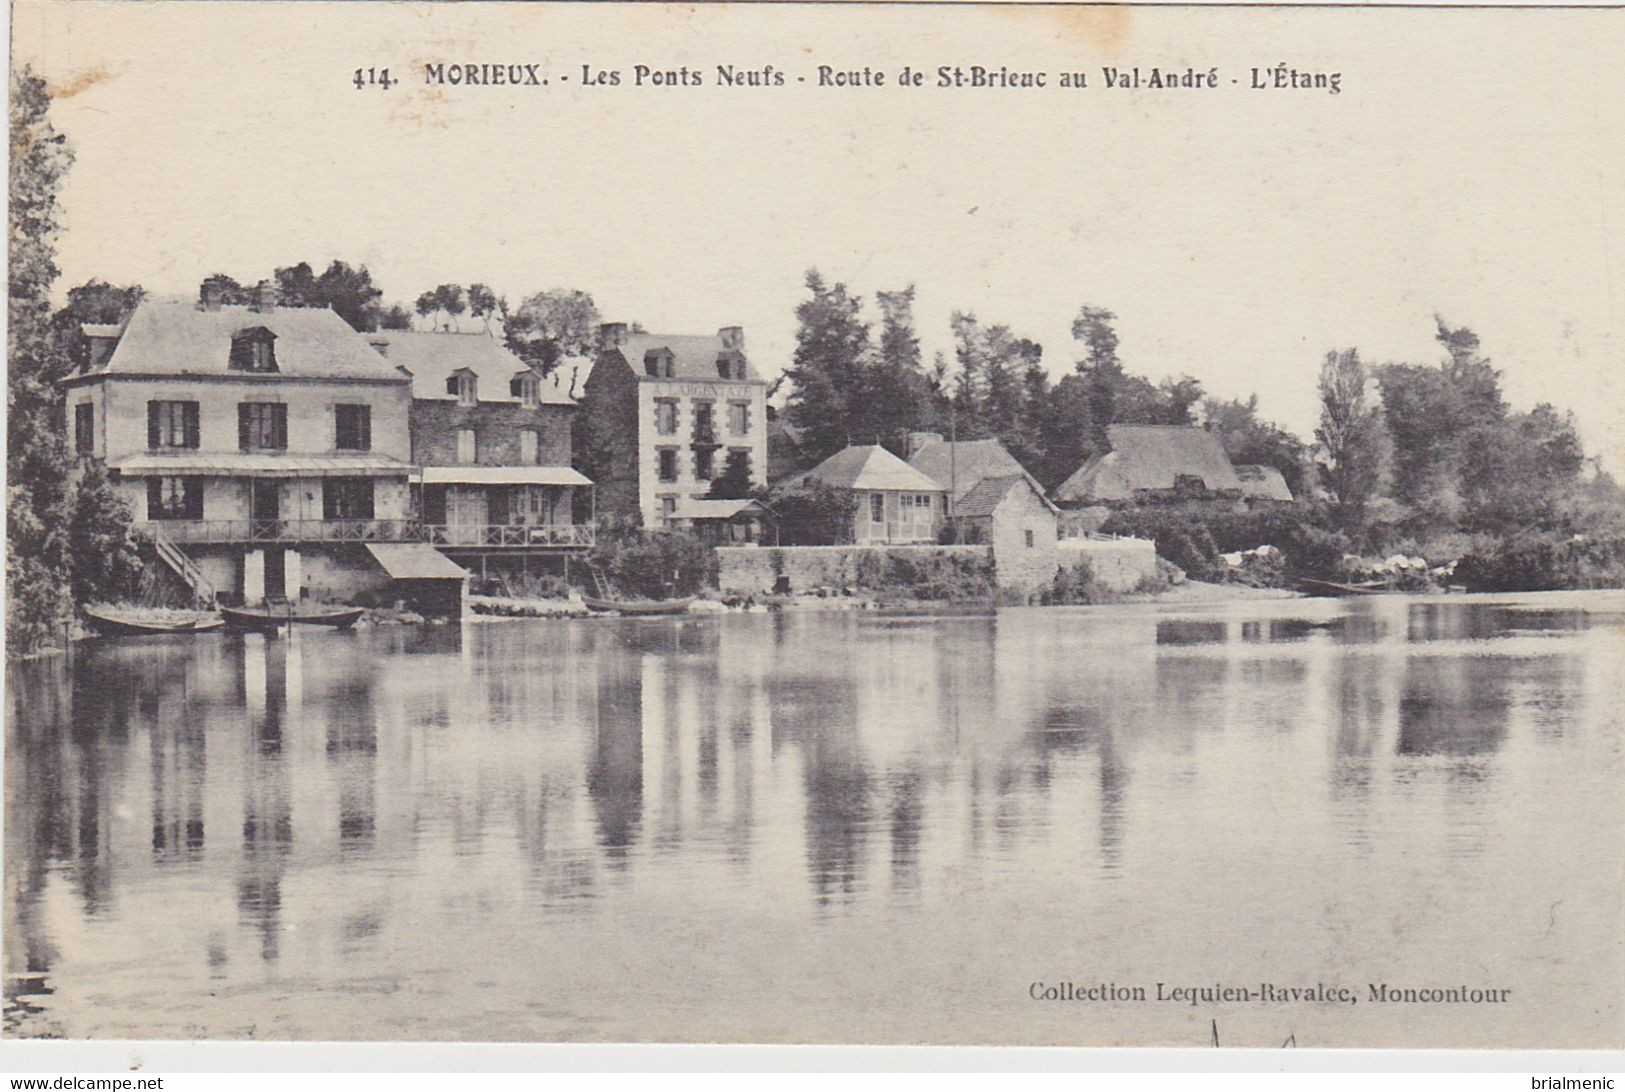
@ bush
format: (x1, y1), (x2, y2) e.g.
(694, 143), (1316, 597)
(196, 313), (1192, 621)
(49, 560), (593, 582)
(68, 462), (144, 604)
(1041, 558), (1113, 605)
(769, 481), (858, 546)
(1100, 500), (1349, 584)
(1454, 532), (1625, 592)
(588, 525), (715, 598)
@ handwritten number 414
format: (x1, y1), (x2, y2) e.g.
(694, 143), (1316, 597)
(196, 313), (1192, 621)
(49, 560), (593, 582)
(353, 68), (395, 91)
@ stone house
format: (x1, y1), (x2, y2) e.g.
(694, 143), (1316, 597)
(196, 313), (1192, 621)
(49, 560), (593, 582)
(576, 323), (769, 528)
(370, 330), (593, 559)
(949, 474), (1060, 593)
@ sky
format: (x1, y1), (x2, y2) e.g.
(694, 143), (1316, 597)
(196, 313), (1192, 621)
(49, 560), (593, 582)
(14, 1), (1623, 464)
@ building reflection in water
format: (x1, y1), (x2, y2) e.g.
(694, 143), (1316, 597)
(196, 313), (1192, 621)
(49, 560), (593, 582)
(3, 596), (1616, 1040)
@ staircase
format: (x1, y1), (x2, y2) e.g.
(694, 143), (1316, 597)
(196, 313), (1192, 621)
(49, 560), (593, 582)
(587, 560), (613, 598)
(150, 527), (217, 606)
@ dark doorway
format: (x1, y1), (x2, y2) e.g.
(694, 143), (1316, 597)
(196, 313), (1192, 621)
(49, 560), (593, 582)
(251, 479), (282, 538)
(263, 548), (286, 600)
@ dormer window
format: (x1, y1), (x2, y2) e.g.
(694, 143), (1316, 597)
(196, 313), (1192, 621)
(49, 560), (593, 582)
(644, 348), (675, 378)
(445, 369), (478, 406)
(717, 355), (747, 380)
(510, 371), (540, 408)
(228, 327), (278, 373)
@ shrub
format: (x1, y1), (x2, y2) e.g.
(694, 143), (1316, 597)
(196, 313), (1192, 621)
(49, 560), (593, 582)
(1042, 558), (1113, 605)
(68, 462), (144, 604)
(769, 481), (858, 545)
(588, 525), (714, 598)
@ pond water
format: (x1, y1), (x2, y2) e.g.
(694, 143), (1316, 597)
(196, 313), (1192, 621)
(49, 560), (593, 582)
(5, 593), (1622, 1047)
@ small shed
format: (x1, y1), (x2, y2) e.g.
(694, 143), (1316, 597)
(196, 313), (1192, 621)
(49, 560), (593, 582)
(366, 543), (469, 618)
(949, 474), (1060, 593)
(670, 498), (776, 545)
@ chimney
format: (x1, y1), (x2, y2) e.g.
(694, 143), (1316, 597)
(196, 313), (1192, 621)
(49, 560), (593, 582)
(907, 431), (945, 458)
(597, 322), (629, 351)
(199, 279), (225, 312)
(251, 279), (278, 313)
(717, 325), (744, 351)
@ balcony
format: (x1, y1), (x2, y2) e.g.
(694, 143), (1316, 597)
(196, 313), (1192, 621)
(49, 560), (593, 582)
(136, 519), (595, 549)
(421, 523), (595, 549)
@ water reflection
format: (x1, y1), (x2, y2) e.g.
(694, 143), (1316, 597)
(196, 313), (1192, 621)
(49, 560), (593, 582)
(5, 594), (1622, 1043)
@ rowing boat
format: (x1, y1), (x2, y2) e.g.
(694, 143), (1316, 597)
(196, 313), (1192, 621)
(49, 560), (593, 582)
(580, 595), (694, 616)
(81, 607), (224, 638)
(221, 605), (365, 631)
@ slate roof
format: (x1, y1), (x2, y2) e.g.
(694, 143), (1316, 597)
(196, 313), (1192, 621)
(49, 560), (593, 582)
(89, 301), (406, 382)
(908, 438), (1043, 503)
(1054, 425), (1243, 503)
(372, 330), (574, 405)
(617, 333), (760, 383)
(952, 473), (1058, 518)
(788, 445), (945, 493)
(1234, 464), (1295, 502)
(367, 544), (469, 581)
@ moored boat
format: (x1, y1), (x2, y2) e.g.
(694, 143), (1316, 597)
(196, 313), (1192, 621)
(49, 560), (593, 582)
(580, 595), (694, 616)
(81, 606), (224, 638)
(1297, 577), (1389, 597)
(221, 604), (365, 631)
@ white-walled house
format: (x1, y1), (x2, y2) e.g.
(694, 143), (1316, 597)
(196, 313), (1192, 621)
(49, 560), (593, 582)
(63, 290), (417, 605)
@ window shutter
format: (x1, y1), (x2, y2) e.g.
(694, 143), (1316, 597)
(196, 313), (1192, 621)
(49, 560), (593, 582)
(147, 402), (160, 449)
(147, 478), (161, 517)
(238, 404), (251, 451)
(360, 408), (370, 451)
(184, 403), (200, 448)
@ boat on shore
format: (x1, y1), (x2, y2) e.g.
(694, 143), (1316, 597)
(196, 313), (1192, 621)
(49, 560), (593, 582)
(1297, 577), (1390, 597)
(81, 606), (224, 638)
(580, 595), (695, 616)
(221, 604), (365, 632)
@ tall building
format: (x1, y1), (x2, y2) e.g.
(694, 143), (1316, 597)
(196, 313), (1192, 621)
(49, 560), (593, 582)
(577, 323), (768, 528)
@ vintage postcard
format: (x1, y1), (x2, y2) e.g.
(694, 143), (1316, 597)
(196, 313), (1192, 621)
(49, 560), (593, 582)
(5, 0), (1623, 1055)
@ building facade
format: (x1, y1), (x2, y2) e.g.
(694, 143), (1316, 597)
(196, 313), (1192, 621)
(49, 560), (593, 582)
(577, 323), (768, 528)
(371, 330), (593, 556)
(789, 445), (947, 544)
(63, 292), (416, 605)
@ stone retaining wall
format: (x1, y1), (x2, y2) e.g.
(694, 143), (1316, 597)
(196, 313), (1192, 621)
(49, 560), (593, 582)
(1057, 536), (1158, 592)
(715, 544), (992, 595)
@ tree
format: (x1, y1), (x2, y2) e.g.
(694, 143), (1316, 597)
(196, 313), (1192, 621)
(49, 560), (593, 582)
(769, 480), (859, 545)
(68, 462), (144, 604)
(466, 283), (500, 318)
(8, 66), (77, 652)
(1314, 349), (1393, 542)
(864, 285), (933, 451)
(504, 288), (599, 372)
(783, 269), (871, 462)
(707, 449), (755, 500)
(415, 283), (466, 328)
(378, 303), (414, 330)
(1202, 394), (1309, 497)
(273, 260), (385, 331)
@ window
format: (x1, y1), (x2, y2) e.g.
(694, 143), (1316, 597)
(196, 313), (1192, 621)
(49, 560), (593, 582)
(146, 477), (202, 521)
(147, 401), (199, 449)
(228, 328), (277, 372)
(728, 401), (750, 436)
(869, 493), (885, 524)
(519, 429), (539, 465)
(323, 478), (375, 520)
(456, 428), (476, 464)
(692, 401), (715, 442)
(659, 494), (678, 522)
(1025, 529), (1035, 548)
(510, 372), (540, 408)
(644, 349), (674, 378)
(694, 447), (715, 481)
(899, 493), (935, 539)
(74, 403), (94, 454)
(238, 403), (287, 451)
(447, 371), (478, 406)
(657, 448), (679, 483)
(655, 399), (678, 436)
(335, 404), (371, 451)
